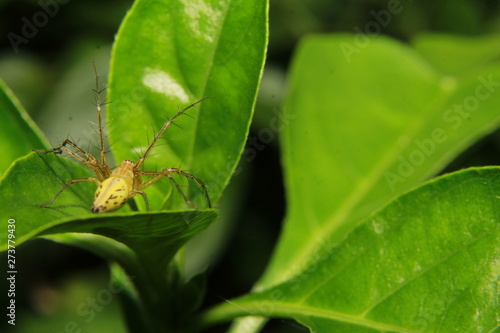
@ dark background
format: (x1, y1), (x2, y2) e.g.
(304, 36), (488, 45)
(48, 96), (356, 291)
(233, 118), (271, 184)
(1, 0), (499, 332)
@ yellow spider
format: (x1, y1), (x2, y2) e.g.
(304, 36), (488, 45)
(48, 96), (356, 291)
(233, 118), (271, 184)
(34, 65), (211, 213)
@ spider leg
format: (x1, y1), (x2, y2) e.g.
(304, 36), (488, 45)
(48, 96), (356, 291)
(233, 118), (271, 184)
(129, 190), (149, 211)
(134, 97), (209, 170)
(168, 168), (212, 208)
(138, 170), (197, 209)
(34, 139), (109, 180)
(138, 169), (211, 209)
(91, 63), (110, 175)
(40, 177), (100, 207)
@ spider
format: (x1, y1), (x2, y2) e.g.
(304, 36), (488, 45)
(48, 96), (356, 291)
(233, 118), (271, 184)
(34, 65), (211, 213)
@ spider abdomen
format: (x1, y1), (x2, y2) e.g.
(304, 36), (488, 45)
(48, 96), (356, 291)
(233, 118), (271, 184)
(92, 177), (130, 213)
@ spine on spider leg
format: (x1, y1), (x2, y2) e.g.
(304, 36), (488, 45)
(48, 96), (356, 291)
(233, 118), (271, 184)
(134, 96), (209, 170)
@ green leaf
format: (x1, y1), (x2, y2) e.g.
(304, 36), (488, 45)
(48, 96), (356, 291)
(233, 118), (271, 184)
(0, 153), (94, 228)
(108, 0), (268, 210)
(230, 33), (500, 332)
(203, 167), (500, 332)
(412, 33), (500, 75)
(0, 78), (49, 176)
(259, 34), (500, 289)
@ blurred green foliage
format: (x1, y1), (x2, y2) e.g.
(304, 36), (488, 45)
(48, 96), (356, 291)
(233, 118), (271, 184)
(0, 0), (499, 332)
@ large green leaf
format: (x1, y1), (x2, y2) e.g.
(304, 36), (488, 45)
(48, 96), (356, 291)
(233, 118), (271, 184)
(108, 0), (268, 210)
(0, 79), (49, 176)
(260, 34), (500, 289)
(203, 167), (500, 332)
(230, 33), (500, 332)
